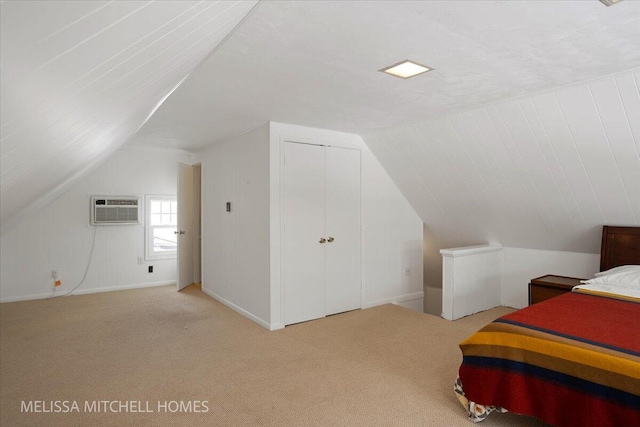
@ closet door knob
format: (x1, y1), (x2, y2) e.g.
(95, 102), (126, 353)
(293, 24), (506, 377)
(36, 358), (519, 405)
(319, 238), (326, 243)
(327, 237), (335, 242)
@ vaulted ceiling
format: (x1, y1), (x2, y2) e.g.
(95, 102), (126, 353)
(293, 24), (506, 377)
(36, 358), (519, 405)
(2, 0), (640, 251)
(0, 0), (257, 228)
(364, 70), (640, 256)
(130, 0), (640, 150)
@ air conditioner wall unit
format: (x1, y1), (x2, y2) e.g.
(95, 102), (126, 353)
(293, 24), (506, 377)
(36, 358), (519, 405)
(90, 196), (141, 225)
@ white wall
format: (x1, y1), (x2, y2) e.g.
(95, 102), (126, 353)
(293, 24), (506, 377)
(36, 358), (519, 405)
(197, 124), (272, 327)
(502, 247), (600, 309)
(441, 245), (503, 320)
(0, 147), (190, 302)
(1, 1), (257, 227)
(363, 69), (640, 314)
(269, 122), (424, 329)
(436, 244), (600, 318)
(362, 144), (424, 310)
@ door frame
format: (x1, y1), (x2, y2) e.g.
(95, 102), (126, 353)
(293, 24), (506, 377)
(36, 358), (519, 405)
(192, 163), (202, 284)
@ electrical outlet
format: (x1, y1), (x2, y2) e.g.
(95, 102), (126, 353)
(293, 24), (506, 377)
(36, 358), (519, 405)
(148, 266), (153, 273)
(137, 257), (143, 265)
(404, 266), (411, 276)
(51, 270), (58, 279)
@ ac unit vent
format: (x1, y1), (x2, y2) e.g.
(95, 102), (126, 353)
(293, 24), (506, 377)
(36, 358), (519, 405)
(91, 196), (141, 225)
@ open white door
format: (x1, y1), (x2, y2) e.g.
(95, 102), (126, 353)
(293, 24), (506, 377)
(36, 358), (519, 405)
(177, 162), (194, 291)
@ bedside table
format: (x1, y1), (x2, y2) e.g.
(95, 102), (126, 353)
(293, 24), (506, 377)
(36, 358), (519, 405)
(528, 275), (585, 305)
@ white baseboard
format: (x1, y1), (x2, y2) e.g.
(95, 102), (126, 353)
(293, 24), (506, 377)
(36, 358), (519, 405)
(0, 281), (176, 303)
(362, 291), (424, 309)
(72, 281), (176, 296)
(0, 291), (54, 303)
(269, 322), (284, 331)
(200, 286), (272, 330)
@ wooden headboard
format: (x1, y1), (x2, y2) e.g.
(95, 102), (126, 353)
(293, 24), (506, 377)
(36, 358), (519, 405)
(600, 226), (640, 271)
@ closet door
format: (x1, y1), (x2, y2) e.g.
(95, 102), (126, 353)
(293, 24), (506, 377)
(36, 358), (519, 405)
(283, 142), (326, 325)
(325, 147), (361, 315)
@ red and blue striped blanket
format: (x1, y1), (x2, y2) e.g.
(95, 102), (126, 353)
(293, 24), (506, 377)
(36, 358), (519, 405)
(458, 289), (640, 426)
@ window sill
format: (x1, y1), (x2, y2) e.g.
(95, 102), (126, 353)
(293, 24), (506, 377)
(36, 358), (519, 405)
(145, 254), (177, 261)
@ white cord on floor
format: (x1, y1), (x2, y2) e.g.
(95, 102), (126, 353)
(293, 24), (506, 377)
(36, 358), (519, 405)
(54, 226), (99, 298)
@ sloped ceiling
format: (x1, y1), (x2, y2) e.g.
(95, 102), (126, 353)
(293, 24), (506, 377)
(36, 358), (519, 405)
(125, 0), (640, 281)
(3, 0), (640, 265)
(0, 0), (257, 228)
(130, 0), (640, 151)
(364, 69), (640, 256)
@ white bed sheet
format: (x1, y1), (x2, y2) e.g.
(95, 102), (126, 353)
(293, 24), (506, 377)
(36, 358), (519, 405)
(573, 283), (640, 299)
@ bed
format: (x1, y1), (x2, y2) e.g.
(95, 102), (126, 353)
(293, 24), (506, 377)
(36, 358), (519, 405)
(455, 226), (640, 427)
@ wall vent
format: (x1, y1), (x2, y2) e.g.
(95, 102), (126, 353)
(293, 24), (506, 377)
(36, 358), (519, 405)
(90, 196), (141, 225)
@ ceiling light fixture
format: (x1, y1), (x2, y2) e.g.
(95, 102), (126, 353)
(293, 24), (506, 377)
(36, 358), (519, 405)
(599, 0), (623, 6)
(380, 60), (433, 79)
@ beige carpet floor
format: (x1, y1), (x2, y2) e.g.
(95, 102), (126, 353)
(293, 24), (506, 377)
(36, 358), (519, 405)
(0, 285), (547, 427)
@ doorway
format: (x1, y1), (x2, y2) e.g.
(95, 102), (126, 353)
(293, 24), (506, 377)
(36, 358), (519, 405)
(177, 162), (202, 290)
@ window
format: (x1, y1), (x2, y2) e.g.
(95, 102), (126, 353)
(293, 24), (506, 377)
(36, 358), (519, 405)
(145, 195), (178, 260)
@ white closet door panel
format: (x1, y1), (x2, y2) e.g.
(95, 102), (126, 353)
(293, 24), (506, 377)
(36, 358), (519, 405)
(283, 142), (326, 325)
(325, 146), (361, 315)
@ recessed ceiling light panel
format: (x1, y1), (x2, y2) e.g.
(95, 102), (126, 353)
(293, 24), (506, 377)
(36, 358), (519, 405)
(380, 60), (433, 79)
(599, 0), (623, 6)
